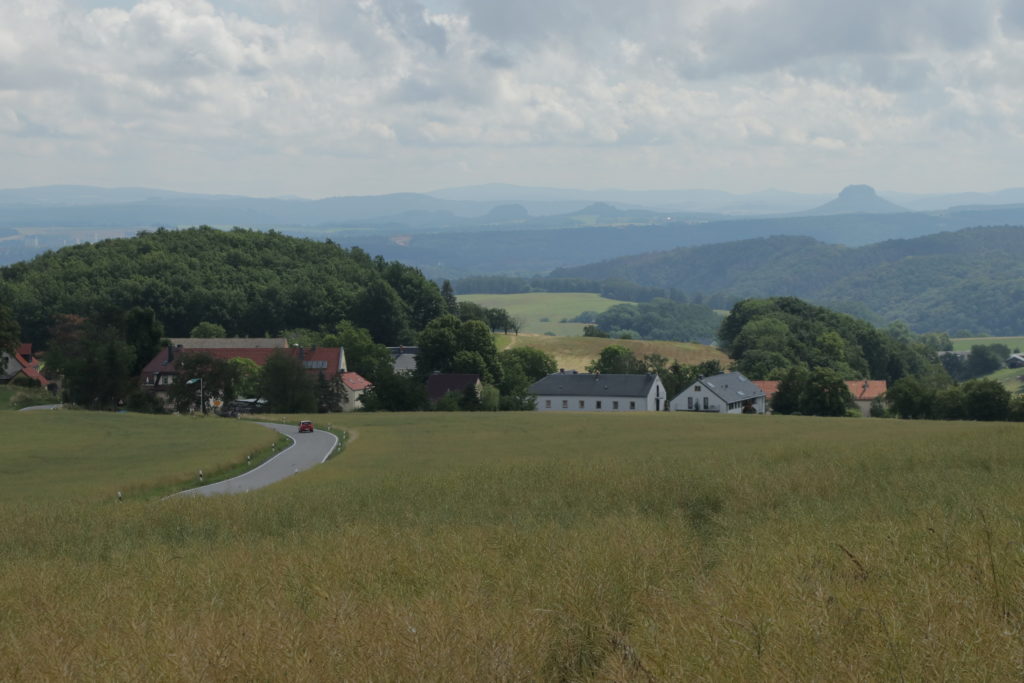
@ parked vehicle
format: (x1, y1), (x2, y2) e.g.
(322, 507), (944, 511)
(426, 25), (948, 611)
(298, 420), (314, 433)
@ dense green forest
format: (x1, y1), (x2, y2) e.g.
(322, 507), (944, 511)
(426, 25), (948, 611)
(0, 227), (445, 345)
(573, 299), (721, 344)
(551, 226), (1024, 335)
(719, 297), (947, 384)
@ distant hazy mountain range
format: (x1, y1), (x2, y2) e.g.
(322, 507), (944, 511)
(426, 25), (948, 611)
(548, 225), (1024, 336)
(5, 183), (1024, 282)
(3, 183), (1024, 231)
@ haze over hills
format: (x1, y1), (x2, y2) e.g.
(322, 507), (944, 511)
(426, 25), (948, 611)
(800, 185), (909, 216)
(548, 225), (1024, 336)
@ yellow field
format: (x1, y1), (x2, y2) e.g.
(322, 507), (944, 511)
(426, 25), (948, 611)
(4, 411), (1024, 678)
(498, 332), (728, 371)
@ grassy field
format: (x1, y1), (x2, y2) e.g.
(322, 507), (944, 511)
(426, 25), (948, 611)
(951, 337), (1024, 392)
(5, 411), (1024, 678)
(460, 292), (630, 335)
(0, 411), (279, 502)
(952, 336), (1024, 352)
(0, 384), (54, 410)
(497, 332), (729, 371)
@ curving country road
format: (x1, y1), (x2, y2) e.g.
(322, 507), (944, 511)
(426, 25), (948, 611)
(173, 421), (339, 497)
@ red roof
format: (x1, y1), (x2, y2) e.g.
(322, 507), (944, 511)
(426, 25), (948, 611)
(141, 346), (347, 378)
(7, 345), (47, 387)
(341, 372), (372, 392)
(752, 380), (780, 399)
(752, 379), (886, 401)
(847, 380), (887, 400)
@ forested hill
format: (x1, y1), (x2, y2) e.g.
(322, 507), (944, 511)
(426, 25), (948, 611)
(550, 225), (1024, 335)
(0, 227), (445, 345)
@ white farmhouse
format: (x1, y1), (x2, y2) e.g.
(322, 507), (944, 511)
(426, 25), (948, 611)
(529, 372), (667, 412)
(669, 372), (766, 414)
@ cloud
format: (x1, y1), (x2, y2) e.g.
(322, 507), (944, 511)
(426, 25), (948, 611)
(0, 0), (1023, 196)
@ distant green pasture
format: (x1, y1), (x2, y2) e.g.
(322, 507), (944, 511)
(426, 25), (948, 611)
(459, 292), (629, 335)
(951, 336), (1024, 352)
(0, 412), (277, 502)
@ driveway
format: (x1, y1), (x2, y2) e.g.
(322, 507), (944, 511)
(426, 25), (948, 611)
(173, 421), (339, 497)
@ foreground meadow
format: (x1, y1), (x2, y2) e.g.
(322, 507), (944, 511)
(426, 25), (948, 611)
(3, 412), (1024, 679)
(0, 411), (278, 501)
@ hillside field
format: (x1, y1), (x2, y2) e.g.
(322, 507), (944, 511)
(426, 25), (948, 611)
(496, 332), (728, 371)
(0, 411), (279, 501)
(459, 292), (629, 335)
(5, 411), (1024, 679)
(952, 336), (1024, 352)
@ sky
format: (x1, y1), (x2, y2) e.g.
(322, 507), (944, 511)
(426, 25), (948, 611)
(2, 0), (1024, 198)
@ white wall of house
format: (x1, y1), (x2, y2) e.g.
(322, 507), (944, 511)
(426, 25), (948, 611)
(535, 378), (666, 412)
(669, 384), (766, 414)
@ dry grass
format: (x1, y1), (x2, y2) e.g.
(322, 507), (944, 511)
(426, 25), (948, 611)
(3, 412), (1024, 679)
(498, 333), (728, 371)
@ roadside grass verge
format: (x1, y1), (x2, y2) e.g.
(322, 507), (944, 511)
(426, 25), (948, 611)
(0, 411), (278, 502)
(0, 384), (54, 410)
(4, 413), (1024, 678)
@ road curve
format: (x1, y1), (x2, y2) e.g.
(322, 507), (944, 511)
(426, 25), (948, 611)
(173, 421), (339, 497)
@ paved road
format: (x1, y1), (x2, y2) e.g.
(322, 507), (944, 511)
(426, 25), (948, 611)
(18, 403), (63, 411)
(173, 421), (339, 497)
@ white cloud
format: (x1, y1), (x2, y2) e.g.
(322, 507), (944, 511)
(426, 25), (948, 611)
(0, 0), (1023, 195)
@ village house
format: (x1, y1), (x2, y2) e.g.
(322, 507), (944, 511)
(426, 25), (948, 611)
(670, 372), (766, 414)
(425, 373), (482, 405)
(529, 371), (667, 412)
(388, 346), (419, 374)
(0, 343), (49, 389)
(753, 379), (888, 416)
(140, 340), (372, 412)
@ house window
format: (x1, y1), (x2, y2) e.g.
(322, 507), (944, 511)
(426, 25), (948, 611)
(545, 400), (551, 409)
(613, 401), (619, 409)
(144, 375), (154, 385)
(687, 396), (693, 410)
(595, 401), (602, 409)
(703, 396), (709, 410)
(579, 400), (585, 409)
(630, 401), (636, 410)
(562, 400), (568, 409)
(695, 385), (701, 391)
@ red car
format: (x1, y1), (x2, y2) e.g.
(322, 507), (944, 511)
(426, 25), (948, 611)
(298, 420), (314, 433)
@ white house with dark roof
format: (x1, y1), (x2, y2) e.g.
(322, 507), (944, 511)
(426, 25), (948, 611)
(669, 372), (766, 414)
(528, 372), (667, 412)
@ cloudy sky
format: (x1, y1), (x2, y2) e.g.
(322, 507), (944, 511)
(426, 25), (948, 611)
(2, 0), (1024, 197)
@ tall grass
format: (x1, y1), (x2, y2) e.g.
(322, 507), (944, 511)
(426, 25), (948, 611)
(3, 412), (1024, 678)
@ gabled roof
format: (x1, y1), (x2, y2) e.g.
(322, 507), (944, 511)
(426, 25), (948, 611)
(426, 373), (480, 401)
(687, 373), (764, 404)
(168, 337), (288, 349)
(3, 345), (47, 387)
(529, 373), (661, 398)
(141, 346), (347, 378)
(341, 372), (372, 392)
